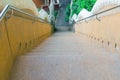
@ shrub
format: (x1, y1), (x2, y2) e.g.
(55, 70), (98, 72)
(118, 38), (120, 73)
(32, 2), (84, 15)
(65, 0), (96, 22)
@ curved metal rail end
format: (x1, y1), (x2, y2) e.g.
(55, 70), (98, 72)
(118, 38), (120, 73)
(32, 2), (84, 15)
(0, 4), (48, 23)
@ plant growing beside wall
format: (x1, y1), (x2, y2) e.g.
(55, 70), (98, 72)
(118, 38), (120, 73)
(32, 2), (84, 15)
(65, 0), (96, 22)
(37, 8), (41, 11)
(54, 10), (58, 19)
(65, 4), (71, 22)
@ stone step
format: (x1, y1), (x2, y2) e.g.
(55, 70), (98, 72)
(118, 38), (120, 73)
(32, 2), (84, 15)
(10, 32), (120, 80)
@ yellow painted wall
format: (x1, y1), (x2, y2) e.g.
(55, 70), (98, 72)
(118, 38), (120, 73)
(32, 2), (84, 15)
(0, 14), (52, 80)
(0, 19), (13, 80)
(75, 13), (120, 53)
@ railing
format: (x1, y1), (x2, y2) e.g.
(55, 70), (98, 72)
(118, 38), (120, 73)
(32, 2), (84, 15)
(76, 5), (120, 23)
(0, 4), (48, 23)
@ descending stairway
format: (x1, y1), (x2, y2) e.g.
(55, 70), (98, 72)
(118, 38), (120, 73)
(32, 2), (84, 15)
(10, 32), (120, 80)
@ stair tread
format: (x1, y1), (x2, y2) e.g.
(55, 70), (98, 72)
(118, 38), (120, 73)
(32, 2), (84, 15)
(10, 32), (120, 80)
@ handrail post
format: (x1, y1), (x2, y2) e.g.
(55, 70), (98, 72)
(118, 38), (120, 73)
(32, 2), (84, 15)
(96, 15), (101, 21)
(85, 19), (88, 23)
(32, 17), (36, 24)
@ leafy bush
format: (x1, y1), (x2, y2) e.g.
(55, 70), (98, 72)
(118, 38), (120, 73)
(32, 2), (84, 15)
(54, 10), (58, 19)
(37, 8), (41, 11)
(65, 0), (96, 22)
(65, 4), (71, 22)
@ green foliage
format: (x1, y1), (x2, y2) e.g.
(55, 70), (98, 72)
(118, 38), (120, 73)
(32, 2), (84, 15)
(54, 11), (58, 19)
(65, 0), (96, 22)
(65, 4), (70, 22)
(72, 0), (96, 16)
(37, 8), (41, 11)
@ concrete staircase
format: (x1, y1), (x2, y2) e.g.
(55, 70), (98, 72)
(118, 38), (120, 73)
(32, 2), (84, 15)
(55, 26), (71, 31)
(10, 32), (120, 80)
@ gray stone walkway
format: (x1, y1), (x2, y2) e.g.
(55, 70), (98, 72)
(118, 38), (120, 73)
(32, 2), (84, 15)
(10, 32), (120, 80)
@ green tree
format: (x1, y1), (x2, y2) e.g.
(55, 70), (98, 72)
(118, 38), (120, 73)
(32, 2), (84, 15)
(65, 4), (71, 22)
(65, 0), (96, 22)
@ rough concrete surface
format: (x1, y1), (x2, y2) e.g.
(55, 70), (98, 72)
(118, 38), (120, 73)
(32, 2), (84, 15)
(10, 32), (120, 80)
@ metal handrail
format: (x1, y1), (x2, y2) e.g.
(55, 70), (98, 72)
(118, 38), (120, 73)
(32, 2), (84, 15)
(76, 5), (120, 23)
(0, 4), (48, 23)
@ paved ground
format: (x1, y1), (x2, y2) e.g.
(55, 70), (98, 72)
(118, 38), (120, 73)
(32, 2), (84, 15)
(55, 0), (71, 27)
(10, 32), (120, 80)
